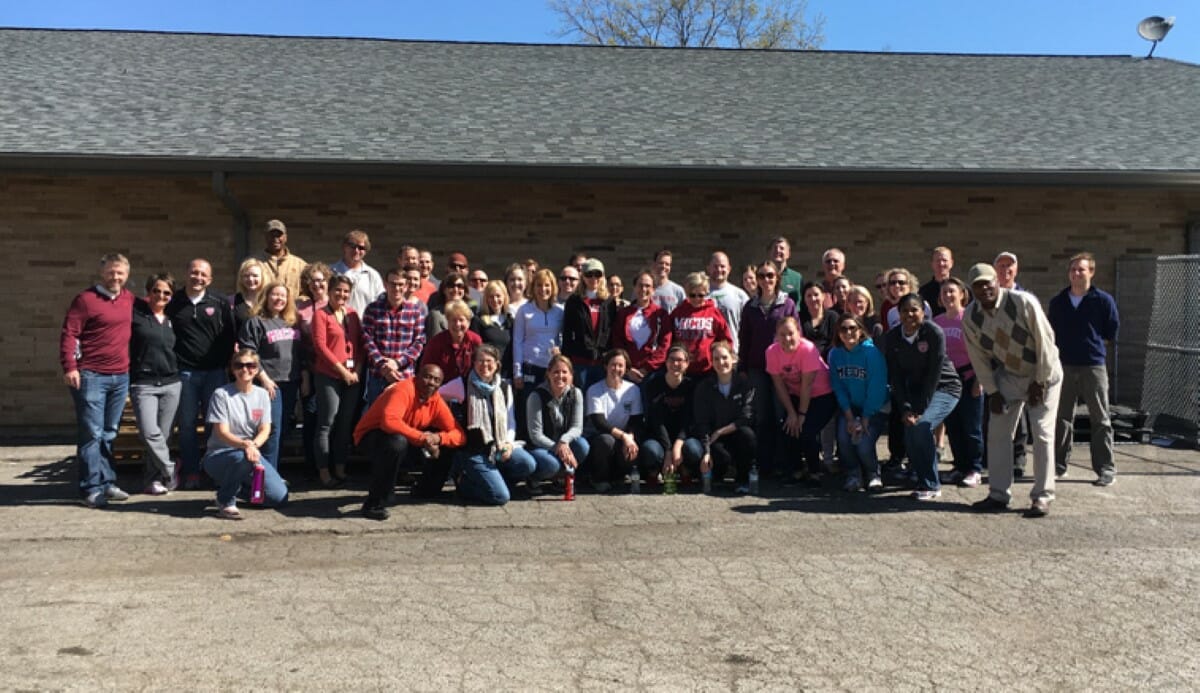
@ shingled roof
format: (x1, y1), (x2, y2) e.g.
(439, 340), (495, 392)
(2, 29), (1199, 183)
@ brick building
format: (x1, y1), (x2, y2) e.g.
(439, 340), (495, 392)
(1, 30), (1198, 433)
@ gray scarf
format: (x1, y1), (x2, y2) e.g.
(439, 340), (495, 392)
(467, 370), (508, 451)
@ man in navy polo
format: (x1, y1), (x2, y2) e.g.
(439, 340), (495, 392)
(1048, 252), (1120, 487)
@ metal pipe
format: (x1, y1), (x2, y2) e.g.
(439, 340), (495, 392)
(211, 171), (250, 266)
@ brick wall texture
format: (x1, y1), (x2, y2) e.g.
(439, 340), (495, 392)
(3, 173), (1197, 432)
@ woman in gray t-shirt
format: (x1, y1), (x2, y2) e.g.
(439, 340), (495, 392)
(202, 349), (289, 519)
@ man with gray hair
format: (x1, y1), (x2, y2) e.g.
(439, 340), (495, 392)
(60, 253), (135, 508)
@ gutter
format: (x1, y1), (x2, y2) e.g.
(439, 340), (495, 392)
(2, 154), (1200, 189)
(211, 171), (250, 264)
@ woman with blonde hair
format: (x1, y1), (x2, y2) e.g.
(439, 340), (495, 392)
(232, 257), (265, 334)
(471, 280), (514, 380)
(668, 271), (731, 377)
(844, 284), (884, 340)
(562, 258), (617, 391)
(504, 263), (529, 318)
(239, 281), (302, 470)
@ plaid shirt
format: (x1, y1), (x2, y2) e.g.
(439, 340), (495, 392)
(361, 296), (427, 379)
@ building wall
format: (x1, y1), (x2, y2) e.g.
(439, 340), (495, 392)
(3, 172), (1196, 433)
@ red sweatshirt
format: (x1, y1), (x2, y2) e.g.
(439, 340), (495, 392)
(668, 300), (731, 376)
(60, 287), (134, 375)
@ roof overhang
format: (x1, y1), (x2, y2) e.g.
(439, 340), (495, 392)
(2, 153), (1199, 189)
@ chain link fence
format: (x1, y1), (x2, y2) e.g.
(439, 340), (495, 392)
(1118, 255), (1200, 444)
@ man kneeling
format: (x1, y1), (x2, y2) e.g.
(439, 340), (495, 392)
(354, 364), (465, 520)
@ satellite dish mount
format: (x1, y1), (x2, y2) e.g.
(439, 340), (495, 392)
(1137, 16), (1175, 58)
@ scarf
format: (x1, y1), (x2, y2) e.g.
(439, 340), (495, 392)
(467, 369), (508, 450)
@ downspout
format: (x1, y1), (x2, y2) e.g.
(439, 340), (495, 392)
(212, 171), (251, 264)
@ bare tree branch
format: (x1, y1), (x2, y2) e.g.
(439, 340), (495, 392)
(549, 0), (825, 49)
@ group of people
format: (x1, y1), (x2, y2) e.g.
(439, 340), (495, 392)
(60, 220), (1121, 521)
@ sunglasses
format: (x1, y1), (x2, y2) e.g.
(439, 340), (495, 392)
(584, 271), (603, 279)
(448, 283), (466, 290)
(888, 280), (908, 286)
(232, 362), (259, 371)
(346, 243), (367, 252)
(689, 293), (707, 299)
(757, 272), (776, 278)
(560, 275), (578, 282)
(839, 325), (861, 333)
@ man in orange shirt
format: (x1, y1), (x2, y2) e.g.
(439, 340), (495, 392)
(354, 363), (465, 520)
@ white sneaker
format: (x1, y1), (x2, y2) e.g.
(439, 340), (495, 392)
(143, 481), (169, 496)
(959, 472), (982, 488)
(912, 488), (942, 501)
(104, 486), (130, 501)
(866, 477), (883, 491)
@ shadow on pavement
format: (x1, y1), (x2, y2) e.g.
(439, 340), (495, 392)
(730, 487), (976, 515)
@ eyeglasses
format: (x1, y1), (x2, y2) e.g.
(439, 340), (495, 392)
(232, 362), (259, 371)
(151, 289), (172, 296)
(757, 272), (776, 279)
(346, 243), (367, 252)
(689, 293), (707, 299)
(584, 271), (603, 279)
(448, 283), (466, 290)
(888, 280), (908, 286)
(469, 277), (488, 284)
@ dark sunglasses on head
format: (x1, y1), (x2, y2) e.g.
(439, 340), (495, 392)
(233, 362), (259, 371)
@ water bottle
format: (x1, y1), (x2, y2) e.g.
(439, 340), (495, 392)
(629, 465), (641, 495)
(748, 463), (760, 496)
(702, 469), (713, 494)
(564, 469), (575, 501)
(250, 465), (265, 505)
(663, 471), (677, 495)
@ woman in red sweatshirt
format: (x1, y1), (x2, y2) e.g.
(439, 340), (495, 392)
(668, 272), (731, 377)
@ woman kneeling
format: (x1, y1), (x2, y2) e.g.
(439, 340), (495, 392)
(454, 344), (536, 505)
(202, 349), (289, 520)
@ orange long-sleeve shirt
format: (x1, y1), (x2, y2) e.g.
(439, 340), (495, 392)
(352, 378), (466, 448)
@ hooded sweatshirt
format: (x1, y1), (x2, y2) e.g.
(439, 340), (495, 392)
(827, 337), (889, 418)
(668, 299), (731, 376)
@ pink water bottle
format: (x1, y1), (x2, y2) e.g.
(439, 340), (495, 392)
(250, 465), (265, 505)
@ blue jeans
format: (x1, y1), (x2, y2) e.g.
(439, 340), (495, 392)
(70, 371), (129, 496)
(202, 447), (289, 508)
(904, 391), (959, 491)
(453, 446), (537, 506)
(176, 368), (228, 477)
(573, 364), (604, 394)
(945, 387), (984, 475)
(638, 438), (704, 476)
(836, 411), (888, 485)
(781, 392), (837, 477)
(261, 381), (299, 470)
(528, 438), (590, 480)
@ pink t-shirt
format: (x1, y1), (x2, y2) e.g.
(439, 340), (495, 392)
(765, 339), (833, 399)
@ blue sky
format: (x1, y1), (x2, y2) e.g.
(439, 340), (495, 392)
(2, 1), (1195, 64)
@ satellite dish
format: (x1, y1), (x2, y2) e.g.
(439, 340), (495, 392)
(1137, 16), (1175, 58)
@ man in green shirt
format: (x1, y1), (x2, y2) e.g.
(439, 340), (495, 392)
(768, 236), (804, 304)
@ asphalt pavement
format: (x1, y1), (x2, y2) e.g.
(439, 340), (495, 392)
(1, 441), (1197, 691)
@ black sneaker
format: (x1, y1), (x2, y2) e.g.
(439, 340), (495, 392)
(1013, 467), (1025, 480)
(971, 496), (1009, 513)
(361, 504), (389, 521)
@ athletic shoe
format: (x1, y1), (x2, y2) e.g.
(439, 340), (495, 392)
(971, 496), (1009, 513)
(866, 477), (883, 492)
(1055, 468), (1069, 480)
(361, 504), (389, 521)
(958, 471), (982, 488)
(912, 488), (942, 501)
(1025, 498), (1050, 518)
(80, 491), (108, 509)
(733, 484), (750, 495)
(104, 485), (130, 501)
(143, 481), (169, 496)
(942, 469), (965, 485)
(842, 477), (861, 492)
(217, 505), (243, 521)
(1093, 472), (1116, 487)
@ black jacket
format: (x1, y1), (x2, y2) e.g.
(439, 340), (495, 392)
(640, 371), (695, 449)
(129, 299), (179, 386)
(561, 294), (617, 364)
(166, 291), (237, 370)
(883, 321), (961, 416)
(691, 372), (756, 439)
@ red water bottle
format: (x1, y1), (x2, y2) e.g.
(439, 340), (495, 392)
(564, 471), (575, 501)
(250, 465), (265, 505)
